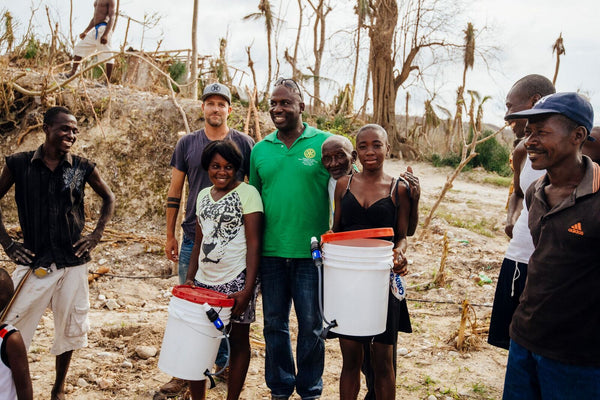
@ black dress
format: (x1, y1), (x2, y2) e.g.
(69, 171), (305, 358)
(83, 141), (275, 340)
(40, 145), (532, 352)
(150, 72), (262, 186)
(335, 174), (412, 344)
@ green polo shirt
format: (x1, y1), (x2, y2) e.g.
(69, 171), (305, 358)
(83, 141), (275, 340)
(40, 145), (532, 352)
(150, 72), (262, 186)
(250, 123), (332, 258)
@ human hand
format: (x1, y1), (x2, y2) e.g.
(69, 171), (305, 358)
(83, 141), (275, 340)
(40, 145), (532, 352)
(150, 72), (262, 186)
(3, 241), (35, 265)
(401, 166), (420, 201)
(73, 232), (101, 257)
(229, 288), (252, 318)
(504, 224), (514, 239)
(79, 32), (87, 40)
(392, 247), (408, 275)
(100, 34), (108, 45)
(183, 279), (195, 287)
(165, 237), (179, 262)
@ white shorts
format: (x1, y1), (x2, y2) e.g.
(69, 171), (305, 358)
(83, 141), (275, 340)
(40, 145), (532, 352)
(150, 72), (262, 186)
(73, 24), (113, 64)
(4, 263), (90, 355)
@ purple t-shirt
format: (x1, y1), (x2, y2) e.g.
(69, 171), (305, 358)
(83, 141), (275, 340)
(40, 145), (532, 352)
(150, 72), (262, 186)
(170, 128), (254, 238)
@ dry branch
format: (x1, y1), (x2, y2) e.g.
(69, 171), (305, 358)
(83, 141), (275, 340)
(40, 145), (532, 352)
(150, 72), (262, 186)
(418, 123), (507, 239)
(16, 123), (42, 145)
(455, 299), (480, 352)
(432, 232), (448, 287)
(89, 266), (110, 283)
(6, 50), (191, 134)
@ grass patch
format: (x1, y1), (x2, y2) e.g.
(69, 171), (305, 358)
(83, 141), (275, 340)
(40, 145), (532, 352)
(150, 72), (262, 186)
(424, 375), (436, 386)
(437, 211), (497, 237)
(483, 175), (512, 187)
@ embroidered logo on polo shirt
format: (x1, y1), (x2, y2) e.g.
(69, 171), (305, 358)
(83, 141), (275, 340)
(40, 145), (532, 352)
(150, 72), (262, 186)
(304, 148), (316, 158)
(568, 222), (584, 236)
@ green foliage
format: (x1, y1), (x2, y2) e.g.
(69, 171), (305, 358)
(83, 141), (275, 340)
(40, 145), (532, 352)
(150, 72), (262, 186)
(430, 130), (511, 176)
(430, 152), (468, 170)
(315, 114), (356, 145)
(92, 65), (104, 79)
(24, 36), (39, 59)
(472, 131), (511, 176)
(169, 61), (187, 84)
(168, 61), (187, 92)
(314, 115), (357, 147)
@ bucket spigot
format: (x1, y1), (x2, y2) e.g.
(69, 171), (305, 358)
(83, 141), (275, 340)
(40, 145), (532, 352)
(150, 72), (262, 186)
(202, 303), (225, 331)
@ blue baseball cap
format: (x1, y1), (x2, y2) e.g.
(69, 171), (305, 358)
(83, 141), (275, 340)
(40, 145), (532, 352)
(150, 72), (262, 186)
(505, 92), (594, 139)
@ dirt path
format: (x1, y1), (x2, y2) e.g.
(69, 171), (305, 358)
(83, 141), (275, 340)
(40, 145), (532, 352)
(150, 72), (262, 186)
(3, 160), (513, 400)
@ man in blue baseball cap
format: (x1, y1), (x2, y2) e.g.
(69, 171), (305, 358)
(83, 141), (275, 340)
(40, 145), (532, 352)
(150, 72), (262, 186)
(501, 92), (600, 398)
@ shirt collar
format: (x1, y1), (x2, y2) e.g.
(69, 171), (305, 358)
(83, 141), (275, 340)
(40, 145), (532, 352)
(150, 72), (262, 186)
(31, 144), (73, 166)
(265, 122), (314, 143)
(533, 155), (600, 213)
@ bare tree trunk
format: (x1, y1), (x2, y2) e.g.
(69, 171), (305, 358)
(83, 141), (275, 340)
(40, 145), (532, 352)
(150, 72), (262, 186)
(246, 45), (259, 104)
(69, 0), (75, 49)
(405, 91), (410, 134)
(190, 0), (199, 99)
(114, 0), (120, 31)
(369, 0), (399, 142)
(361, 60), (370, 120)
(350, 25), (361, 113)
(552, 33), (565, 85)
(307, 0), (331, 113)
(121, 17), (131, 52)
(284, 0), (304, 82)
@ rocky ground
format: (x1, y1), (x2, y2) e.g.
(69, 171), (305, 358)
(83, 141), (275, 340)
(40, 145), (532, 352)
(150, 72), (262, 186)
(1, 159), (513, 400)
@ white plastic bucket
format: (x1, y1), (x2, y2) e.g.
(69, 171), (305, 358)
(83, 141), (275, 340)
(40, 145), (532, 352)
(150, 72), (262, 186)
(323, 238), (393, 336)
(158, 286), (233, 380)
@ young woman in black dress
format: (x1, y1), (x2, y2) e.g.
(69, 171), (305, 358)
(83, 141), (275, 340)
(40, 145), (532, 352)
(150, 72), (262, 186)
(332, 124), (412, 399)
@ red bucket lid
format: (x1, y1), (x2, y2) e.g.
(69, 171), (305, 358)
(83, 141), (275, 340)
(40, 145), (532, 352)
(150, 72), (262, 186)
(321, 228), (394, 244)
(172, 285), (234, 308)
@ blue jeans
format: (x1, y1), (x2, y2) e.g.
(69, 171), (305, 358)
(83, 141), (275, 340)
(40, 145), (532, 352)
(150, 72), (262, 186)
(503, 340), (600, 399)
(179, 234), (228, 366)
(177, 234), (194, 284)
(261, 257), (324, 399)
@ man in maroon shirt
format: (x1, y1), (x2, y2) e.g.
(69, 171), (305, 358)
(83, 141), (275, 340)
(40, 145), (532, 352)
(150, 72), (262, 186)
(503, 92), (599, 399)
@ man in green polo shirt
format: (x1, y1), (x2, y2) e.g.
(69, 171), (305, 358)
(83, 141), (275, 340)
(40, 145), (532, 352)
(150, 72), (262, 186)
(249, 78), (331, 400)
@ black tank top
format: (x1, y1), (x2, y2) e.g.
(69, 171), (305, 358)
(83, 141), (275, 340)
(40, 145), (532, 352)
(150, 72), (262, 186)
(340, 175), (399, 235)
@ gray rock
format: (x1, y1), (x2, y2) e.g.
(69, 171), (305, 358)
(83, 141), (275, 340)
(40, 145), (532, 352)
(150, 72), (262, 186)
(105, 299), (120, 310)
(96, 377), (112, 389)
(77, 378), (89, 387)
(397, 347), (409, 356)
(135, 345), (157, 359)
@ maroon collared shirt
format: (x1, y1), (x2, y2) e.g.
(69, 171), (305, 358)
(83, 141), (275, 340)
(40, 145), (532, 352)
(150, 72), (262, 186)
(511, 156), (600, 367)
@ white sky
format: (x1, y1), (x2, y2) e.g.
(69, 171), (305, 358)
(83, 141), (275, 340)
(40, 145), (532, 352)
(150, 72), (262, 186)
(6, 0), (600, 127)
